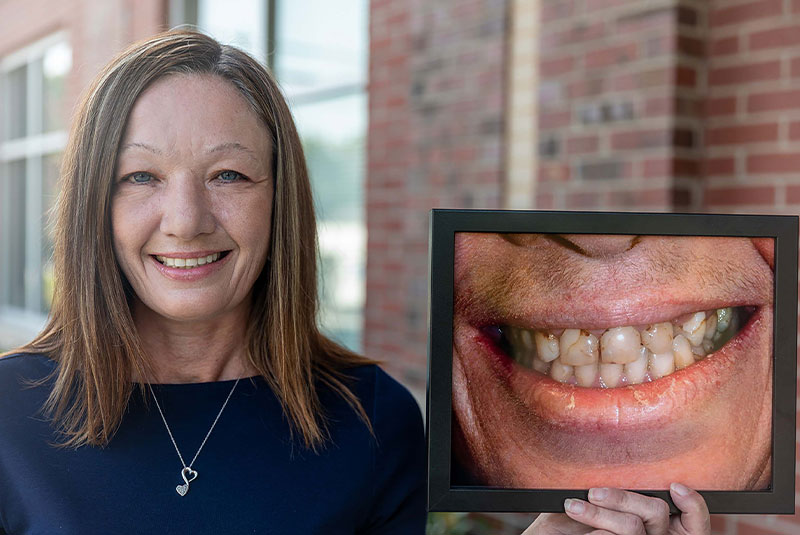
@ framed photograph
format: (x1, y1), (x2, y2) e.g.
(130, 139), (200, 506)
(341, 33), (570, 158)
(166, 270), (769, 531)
(427, 210), (798, 514)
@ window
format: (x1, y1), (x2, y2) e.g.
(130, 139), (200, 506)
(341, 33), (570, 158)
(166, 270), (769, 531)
(174, 0), (368, 351)
(0, 33), (71, 348)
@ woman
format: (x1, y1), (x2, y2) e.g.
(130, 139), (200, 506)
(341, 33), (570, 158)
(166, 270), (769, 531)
(0, 30), (709, 534)
(0, 30), (423, 533)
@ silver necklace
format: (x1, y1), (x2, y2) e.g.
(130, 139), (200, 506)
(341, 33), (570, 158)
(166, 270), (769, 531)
(148, 378), (240, 496)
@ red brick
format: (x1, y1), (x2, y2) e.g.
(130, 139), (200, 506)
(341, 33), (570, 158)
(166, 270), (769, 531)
(676, 66), (696, 87)
(539, 163), (570, 181)
(790, 121), (800, 140)
(678, 36), (704, 57)
(710, 0), (783, 27)
(644, 96), (672, 117)
(750, 25), (800, 50)
(539, 110), (571, 129)
(542, 0), (574, 22)
(585, 43), (637, 70)
(568, 78), (605, 98)
(674, 158), (699, 176)
(536, 193), (554, 209)
(706, 186), (775, 205)
(616, 7), (673, 34)
(711, 36), (739, 56)
(705, 96), (737, 116)
(787, 185), (800, 203)
(566, 135), (599, 155)
(794, 0), (800, 12)
(567, 191), (600, 208)
(540, 56), (575, 77)
(792, 57), (800, 77)
(707, 123), (779, 145)
(677, 6), (697, 26)
(612, 129), (671, 150)
(747, 153), (800, 173)
(704, 157), (735, 176)
(643, 158), (670, 177)
(709, 60), (781, 86)
(748, 90), (800, 113)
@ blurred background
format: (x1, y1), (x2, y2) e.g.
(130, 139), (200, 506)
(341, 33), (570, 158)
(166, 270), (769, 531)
(0, 0), (798, 532)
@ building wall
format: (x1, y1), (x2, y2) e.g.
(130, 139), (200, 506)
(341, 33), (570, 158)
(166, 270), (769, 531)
(0, 0), (166, 110)
(366, 0), (508, 392)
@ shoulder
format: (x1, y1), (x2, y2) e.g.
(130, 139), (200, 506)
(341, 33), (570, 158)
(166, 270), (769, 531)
(340, 364), (423, 429)
(0, 352), (55, 388)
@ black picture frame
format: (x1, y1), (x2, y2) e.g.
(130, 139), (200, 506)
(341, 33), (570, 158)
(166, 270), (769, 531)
(427, 209), (798, 514)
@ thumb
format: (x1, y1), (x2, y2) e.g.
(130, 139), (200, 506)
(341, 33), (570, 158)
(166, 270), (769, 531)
(669, 482), (710, 535)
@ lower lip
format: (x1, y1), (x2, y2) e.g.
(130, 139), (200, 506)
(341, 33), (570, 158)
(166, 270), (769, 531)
(150, 253), (231, 282)
(467, 306), (766, 431)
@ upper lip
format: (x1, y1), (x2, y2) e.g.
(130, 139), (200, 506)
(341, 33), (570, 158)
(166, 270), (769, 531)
(456, 237), (772, 331)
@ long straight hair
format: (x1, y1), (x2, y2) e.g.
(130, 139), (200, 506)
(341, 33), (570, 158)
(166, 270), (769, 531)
(8, 30), (372, 449)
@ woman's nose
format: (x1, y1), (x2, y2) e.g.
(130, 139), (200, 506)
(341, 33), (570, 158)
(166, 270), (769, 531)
(159, 175), (216, 240)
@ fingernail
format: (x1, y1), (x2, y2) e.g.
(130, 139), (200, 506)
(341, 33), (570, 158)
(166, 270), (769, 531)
(671, 482), (690, 496)
(565, 499), (586, 514)
(588, 487), (608, 501)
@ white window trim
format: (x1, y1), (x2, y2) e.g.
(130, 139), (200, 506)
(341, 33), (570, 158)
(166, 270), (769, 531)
(0, 31), (70, 346)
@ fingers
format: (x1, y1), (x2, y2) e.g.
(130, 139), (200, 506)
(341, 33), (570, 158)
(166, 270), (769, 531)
(563, 487), (671, 535)
(669, 482), (711, 535)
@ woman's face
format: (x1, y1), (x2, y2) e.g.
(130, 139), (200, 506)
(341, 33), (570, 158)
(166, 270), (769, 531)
(452, 233), (773, 490)
(111, 74), (273, 324)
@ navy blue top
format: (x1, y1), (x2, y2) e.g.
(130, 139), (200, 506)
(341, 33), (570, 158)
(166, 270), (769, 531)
(0, 353), (426, 534)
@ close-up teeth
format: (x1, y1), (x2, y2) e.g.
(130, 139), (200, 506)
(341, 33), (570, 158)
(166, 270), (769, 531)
(499, 306), (749, 388)
(155, 252), (223, 269)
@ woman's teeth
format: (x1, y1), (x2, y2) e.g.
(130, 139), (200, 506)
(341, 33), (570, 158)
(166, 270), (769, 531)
(155, 252), (221, 268)
(501, 307), (747, 388)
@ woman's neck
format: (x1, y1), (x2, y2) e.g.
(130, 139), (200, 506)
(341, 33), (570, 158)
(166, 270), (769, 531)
(131, 298), (259, 383)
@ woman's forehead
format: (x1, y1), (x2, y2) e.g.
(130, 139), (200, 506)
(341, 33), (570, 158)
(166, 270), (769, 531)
(120, 73), (271, 157)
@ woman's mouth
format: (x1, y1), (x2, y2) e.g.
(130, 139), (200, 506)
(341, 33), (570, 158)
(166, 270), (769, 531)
(153, 251), (230, 268)
(493, 306), (752, 387)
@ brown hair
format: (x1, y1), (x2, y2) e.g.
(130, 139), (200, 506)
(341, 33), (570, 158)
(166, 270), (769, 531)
(7, 30), (373, 449)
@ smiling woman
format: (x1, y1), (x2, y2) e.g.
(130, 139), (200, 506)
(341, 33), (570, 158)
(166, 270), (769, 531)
(0, 31), (425, 534)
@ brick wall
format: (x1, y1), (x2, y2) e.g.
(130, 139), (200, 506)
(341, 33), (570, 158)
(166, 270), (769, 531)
(0, 0), (166, 113)
(366, 0), (508, 394)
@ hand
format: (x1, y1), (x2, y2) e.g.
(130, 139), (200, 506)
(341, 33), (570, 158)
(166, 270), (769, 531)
(522, 483), (710, 535)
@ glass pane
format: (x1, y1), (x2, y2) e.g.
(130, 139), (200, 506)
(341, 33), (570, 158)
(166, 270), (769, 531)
(274, 0), (367, 98)
(6, 65), (27, 140)
(41, 152), (61, 311)
(198, 0), (267, 63)
(2, 160), (27, 308)
(292, 93), (366, 351)
(42, 42), (72, 133)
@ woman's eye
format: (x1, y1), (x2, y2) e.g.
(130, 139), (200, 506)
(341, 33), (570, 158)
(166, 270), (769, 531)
(126, 172), (153, 184)
(218, 170), (245, 182)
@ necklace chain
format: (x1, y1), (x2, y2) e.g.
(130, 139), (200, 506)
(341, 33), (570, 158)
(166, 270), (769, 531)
(148, 377), (240, 495)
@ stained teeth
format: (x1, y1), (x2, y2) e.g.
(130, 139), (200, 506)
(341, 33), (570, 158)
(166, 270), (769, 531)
(648, 351), (675, 379)
(575, 362), (598, 387)
(549, 360), (573, 382)
(641, 322), (673, 354)
(535, 331), (560, 362)
(501, 306), (749, 388)
(681, 311), (707, 346)
(600, 326), (641, 364)
(624, 348), (649, 385)
(599, 363), (623, 388)
(559, 329), (599, 366)
(156, 252), (223, 268)
(672, 334), (694, 370)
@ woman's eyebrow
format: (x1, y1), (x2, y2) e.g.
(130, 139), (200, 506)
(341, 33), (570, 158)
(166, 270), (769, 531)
(119, 141), (261, 163)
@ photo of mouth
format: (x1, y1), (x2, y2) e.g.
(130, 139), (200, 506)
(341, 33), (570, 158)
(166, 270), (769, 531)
(451, 232), (774, 491)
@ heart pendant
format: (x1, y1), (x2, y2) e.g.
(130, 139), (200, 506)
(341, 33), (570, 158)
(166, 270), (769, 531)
(175, 466), (198, 496)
